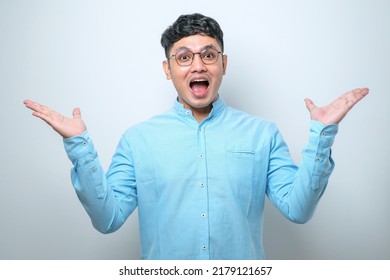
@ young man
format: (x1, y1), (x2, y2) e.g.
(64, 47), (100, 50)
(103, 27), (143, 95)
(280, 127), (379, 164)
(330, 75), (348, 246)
(24, 13), (368, 259)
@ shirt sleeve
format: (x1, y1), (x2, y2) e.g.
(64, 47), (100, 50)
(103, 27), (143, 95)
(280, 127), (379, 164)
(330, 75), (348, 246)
(266, 120), (338, 223)
(63, 131), (137, 233)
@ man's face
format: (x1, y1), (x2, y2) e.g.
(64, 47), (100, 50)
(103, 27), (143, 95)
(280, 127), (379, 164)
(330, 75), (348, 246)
(163, 34), (227, 113)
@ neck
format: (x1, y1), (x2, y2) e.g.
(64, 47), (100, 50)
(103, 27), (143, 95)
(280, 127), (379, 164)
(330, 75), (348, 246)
(192, 106), (212, 123)
(178, 96), (216, 123)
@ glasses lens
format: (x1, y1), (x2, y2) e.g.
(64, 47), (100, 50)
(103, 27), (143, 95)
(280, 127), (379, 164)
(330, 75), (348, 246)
(175, 50), (193, 66)
(173, 48), (221, 66)
(201, 48), (219, 64)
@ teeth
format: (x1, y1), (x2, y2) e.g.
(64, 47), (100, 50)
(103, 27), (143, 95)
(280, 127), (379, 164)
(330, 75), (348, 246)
(191, 79), (207, 83)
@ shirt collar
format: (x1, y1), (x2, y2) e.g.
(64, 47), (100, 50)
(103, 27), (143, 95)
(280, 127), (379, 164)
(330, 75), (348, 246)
(173, 95), (226, 118)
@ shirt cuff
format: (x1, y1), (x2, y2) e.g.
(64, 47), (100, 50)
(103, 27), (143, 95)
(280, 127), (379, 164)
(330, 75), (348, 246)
(63, 130), (96, 165)
(309, 120), (338, 147)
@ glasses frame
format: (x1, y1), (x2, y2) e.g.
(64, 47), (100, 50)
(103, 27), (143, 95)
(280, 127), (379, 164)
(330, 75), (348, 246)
(168, 47), (223, 66)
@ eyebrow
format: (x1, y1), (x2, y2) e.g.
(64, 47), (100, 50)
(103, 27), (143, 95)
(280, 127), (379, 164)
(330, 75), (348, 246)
(174, 44), (220, 53)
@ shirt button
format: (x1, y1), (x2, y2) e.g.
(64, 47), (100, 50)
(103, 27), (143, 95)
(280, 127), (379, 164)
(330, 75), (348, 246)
(82, 141), (87, 146)
(185, 110), (191, 116)
(321, 132), (327, 136)
(202, 245), (207, 250)
(316, 157), (321, 162)
(91, 167), (97, 173)
(200, 182), (205, 188)
(199, 153), (204, 159)
(201, 213), (206, 218)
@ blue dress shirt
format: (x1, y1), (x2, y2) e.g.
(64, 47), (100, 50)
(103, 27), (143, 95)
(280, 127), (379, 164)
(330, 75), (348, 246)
(63, 97), (338, 259)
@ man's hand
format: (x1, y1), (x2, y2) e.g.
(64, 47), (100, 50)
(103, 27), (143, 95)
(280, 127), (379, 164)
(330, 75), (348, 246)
(24, 100), (87, 138)
(304, 88), (369, 126)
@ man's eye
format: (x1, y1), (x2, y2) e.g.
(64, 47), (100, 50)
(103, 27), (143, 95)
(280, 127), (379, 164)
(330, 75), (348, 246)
(203, 52), (215, 60)
(178, 53), (191, 61)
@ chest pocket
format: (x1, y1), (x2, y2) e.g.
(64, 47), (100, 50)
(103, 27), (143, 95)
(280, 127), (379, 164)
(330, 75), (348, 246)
(226, 149), (256, 212)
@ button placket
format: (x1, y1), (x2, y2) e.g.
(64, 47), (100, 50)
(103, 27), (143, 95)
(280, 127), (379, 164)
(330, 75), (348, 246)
(197, 124), (209, 257)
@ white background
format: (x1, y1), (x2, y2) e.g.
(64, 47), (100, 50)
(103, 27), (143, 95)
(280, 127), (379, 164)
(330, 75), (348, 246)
(0, 0), (389, 259)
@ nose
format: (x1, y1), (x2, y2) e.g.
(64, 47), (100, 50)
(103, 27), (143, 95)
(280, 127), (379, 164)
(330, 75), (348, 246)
(190, 53), (207, 72)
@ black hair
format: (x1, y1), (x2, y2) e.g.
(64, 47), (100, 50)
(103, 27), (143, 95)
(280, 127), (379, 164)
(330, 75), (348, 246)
(161, 13), (224, 58)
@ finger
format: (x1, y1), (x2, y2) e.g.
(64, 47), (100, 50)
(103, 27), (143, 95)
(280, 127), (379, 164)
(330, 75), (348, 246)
(24, 100), (60, 126)
(351, 87), (369, 101)
(341, 88), (369, 108)
(304, 98), (316, 112)
(23, 99), (51, 114)
(72, 107), (82, 119)
(343, 88), (369, 100)
(23, 99), (38, 111)
(23, 99), (40, 110)
(31, 110), (54, 125)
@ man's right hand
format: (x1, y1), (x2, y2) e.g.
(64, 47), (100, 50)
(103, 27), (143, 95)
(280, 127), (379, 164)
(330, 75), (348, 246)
(24, 100), (87, 138)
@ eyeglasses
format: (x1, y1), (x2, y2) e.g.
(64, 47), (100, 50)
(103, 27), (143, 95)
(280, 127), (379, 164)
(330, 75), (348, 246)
(168, 47), (223, 66)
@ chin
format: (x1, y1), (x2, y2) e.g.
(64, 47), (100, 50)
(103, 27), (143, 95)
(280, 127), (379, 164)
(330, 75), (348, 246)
(189, 97), (216, 109)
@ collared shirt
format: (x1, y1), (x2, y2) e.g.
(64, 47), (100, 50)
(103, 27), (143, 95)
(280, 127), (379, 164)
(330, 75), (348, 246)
(64, 97), (338, 259)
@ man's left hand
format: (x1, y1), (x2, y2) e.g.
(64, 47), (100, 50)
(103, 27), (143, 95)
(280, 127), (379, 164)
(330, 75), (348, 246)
(304, 88), (369, 126)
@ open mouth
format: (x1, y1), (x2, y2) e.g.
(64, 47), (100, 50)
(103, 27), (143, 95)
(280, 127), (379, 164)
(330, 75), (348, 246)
(190, 79), (209, 96)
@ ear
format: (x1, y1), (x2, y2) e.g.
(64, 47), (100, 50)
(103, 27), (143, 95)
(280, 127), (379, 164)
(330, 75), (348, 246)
(222, 54), (228, 75)
(162, 60), (172, 80)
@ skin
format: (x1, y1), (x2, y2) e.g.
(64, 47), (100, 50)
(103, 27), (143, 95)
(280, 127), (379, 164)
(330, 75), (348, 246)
(162, 34), (227, 123)
(23, 34), (369, 136)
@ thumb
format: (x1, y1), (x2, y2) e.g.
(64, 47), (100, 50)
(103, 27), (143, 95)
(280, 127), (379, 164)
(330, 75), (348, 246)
(72, 107), (82, 119)
(304, 98), (316, 112)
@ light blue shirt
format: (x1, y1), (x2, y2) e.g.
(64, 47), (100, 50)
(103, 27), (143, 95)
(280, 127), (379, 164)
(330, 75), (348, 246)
(64, 97), (338, 259)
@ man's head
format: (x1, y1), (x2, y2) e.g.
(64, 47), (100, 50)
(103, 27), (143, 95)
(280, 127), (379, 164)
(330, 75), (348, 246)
(161, 13), (224, 59)
(161, 13), (227, 121)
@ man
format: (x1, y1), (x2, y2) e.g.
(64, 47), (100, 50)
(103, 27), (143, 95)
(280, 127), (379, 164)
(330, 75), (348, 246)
(24, 13), (368, 259)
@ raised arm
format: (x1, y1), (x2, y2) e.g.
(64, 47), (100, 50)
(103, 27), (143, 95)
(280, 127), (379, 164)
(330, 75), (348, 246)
(268, 88), (369, 223)
(304, 87), (369, 126)
(23, 100), (86, 138)
(24, 99), (132, 233)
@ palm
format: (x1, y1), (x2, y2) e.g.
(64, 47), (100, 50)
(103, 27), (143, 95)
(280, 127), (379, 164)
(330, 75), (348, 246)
(305, 88), (369, 126)
(24, 100), (86, 138)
